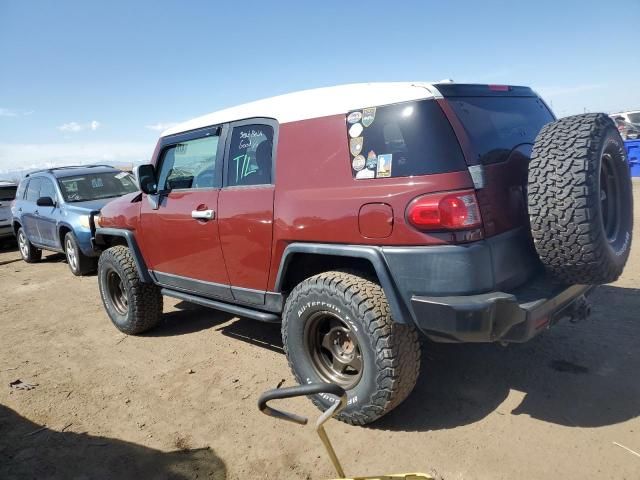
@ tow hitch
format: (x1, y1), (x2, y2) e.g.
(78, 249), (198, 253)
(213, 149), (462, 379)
(566, 295), (592, 324)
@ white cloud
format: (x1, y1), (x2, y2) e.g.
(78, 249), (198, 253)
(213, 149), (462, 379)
(0, 108), (33, 117)
(57, 120), (102, 133)
(0, 142), (154, 172)
(58, 121), (83, 132)
(145, 122), (178, 131)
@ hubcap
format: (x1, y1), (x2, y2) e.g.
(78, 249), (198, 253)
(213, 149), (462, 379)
(18, 231), (28, 258)
(66, 238), (78, 271)
(106, 269), (128, 315)
(304, 311), (363, 389)
(600, 153), (621, 243)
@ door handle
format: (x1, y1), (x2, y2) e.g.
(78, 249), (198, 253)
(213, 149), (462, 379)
(191, 209), (215, 220)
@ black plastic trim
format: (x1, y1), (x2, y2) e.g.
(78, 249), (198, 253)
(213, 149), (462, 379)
(411, 282), (592, 343)
(152, 270), (233, 301)
(274, 243), (411, 324)
(160, 288), (280, 323)
(150, 270), (283, 313)
(93, 227), (153, 283)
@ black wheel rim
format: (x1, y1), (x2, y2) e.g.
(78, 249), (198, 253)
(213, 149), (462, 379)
(600, 153), (621, 243)
(304, 311), (363, 389)
(106, 268), (128, 315)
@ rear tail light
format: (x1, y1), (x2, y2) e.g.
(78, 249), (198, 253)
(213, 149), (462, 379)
(407, 190), (482, 230)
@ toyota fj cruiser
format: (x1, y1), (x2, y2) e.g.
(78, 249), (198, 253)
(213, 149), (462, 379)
(94, 83), (633, 425)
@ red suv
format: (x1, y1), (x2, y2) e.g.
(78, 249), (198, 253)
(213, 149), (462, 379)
(94, 83), (633, 425)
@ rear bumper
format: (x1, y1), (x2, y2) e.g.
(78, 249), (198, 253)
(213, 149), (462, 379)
(410, 279), (593, 343)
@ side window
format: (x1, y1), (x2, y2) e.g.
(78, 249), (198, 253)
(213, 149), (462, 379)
(157, 134), (220, 191)
(226, 124), (274, 187)
(39, 178), (57, 201)
(16, 181), (27, 200)
(346, 100), (466, 179)
(25, 178), (42, 202)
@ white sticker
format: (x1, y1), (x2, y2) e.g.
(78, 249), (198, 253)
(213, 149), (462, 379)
(115, 171), (128, 179)
(355, 168), (375, 179)
(348, 122), (364, 138)
(376, 154), (392, 178)
(347, 111), (362, 124)
(352, 155), (365, 171)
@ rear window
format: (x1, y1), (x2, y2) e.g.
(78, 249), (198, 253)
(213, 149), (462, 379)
(347, 100), (466, 179)
(0, 186), (17, 201)
(448, 96), (554, 165)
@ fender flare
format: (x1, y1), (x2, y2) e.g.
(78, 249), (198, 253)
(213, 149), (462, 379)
(274, 243), (411, 324)
(94, 227), (152, 283)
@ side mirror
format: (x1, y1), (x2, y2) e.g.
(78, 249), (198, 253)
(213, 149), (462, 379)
(36, 196), (56, 207)
(135, 164), (158, 195)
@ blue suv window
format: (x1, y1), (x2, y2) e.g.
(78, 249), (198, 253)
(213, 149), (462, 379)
(25, 178), (42, 202)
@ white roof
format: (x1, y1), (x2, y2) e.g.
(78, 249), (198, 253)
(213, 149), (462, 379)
(162, 82), (443, 137)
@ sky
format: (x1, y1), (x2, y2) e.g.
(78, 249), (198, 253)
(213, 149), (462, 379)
(1, 0), (639, 174)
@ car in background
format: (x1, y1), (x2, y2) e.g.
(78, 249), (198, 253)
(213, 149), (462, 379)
(12, 165), (139, 275)
(610, 110), (640, 127)
(611, 115), (640, 140)
(0, 180), (18, 246)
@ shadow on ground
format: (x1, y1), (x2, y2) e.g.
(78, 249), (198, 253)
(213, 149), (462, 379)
(149, 301), (284, 353)
(371, 285), (640, 431)
(147, 285), (640, 433)
(0, 405), (226, 479)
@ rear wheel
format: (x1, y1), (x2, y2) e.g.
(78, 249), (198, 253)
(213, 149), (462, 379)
(528, 113), (633, 284)
(282, 271), (421, 425)
(17, 227), (42, 263)
(64, 232), (96, 276)
(98, 245), (163, 334)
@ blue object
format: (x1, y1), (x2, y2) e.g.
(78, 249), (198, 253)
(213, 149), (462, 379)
(11, 165), (138, 261)
(625, 140), (640, 177)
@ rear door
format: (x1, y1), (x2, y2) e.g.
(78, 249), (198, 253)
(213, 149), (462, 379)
(437, 86), (555, 237)
(138, 126), (232, 299)
(217, 120), (276, 305)
(21, 178), (43, 244)
(34, 178), (60, 248)
(0, 184), (17, 230)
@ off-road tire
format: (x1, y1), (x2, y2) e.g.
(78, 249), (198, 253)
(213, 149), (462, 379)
(98, 245), (163, 334)
(281, 271), (421, 425)
(17, 227), (42, 263)
(64, 232), (97, 276)
(528, 113), (633, 284)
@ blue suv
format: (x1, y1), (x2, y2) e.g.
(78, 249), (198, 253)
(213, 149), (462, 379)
(12, 165), (138, 275)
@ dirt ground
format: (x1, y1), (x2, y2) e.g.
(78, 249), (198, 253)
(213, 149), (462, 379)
(1, 184), (639, 480)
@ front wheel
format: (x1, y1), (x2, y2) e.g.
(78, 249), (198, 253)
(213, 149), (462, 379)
(98, 245), (163, 334)
(17, 227), (42, 263)
(281, 271), (421, 425)
(64, 232), (96, 276)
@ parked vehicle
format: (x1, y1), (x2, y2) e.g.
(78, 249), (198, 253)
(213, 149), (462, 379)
(611, 115), (640, 140)
(94, 83), (633, 425)
(12, 165), (138, 275)
(0, 180), (18, 246)
(610, 110), (640, 127)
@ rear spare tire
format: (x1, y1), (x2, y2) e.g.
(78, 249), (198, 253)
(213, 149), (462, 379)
(528, 113), (633, 284)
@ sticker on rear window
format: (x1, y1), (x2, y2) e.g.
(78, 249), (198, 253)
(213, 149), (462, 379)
(376, 154), (392, 178)
(347, 111), (362, 124)
(114, 172), (128, 179)
(362, 107), (376, 127)
(366, 151), (377, 170)
(348, 123), (363, 138)
(355, 168), (375, 179)
(349, 137), (363, 156)
(352, 155), (365, 171)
